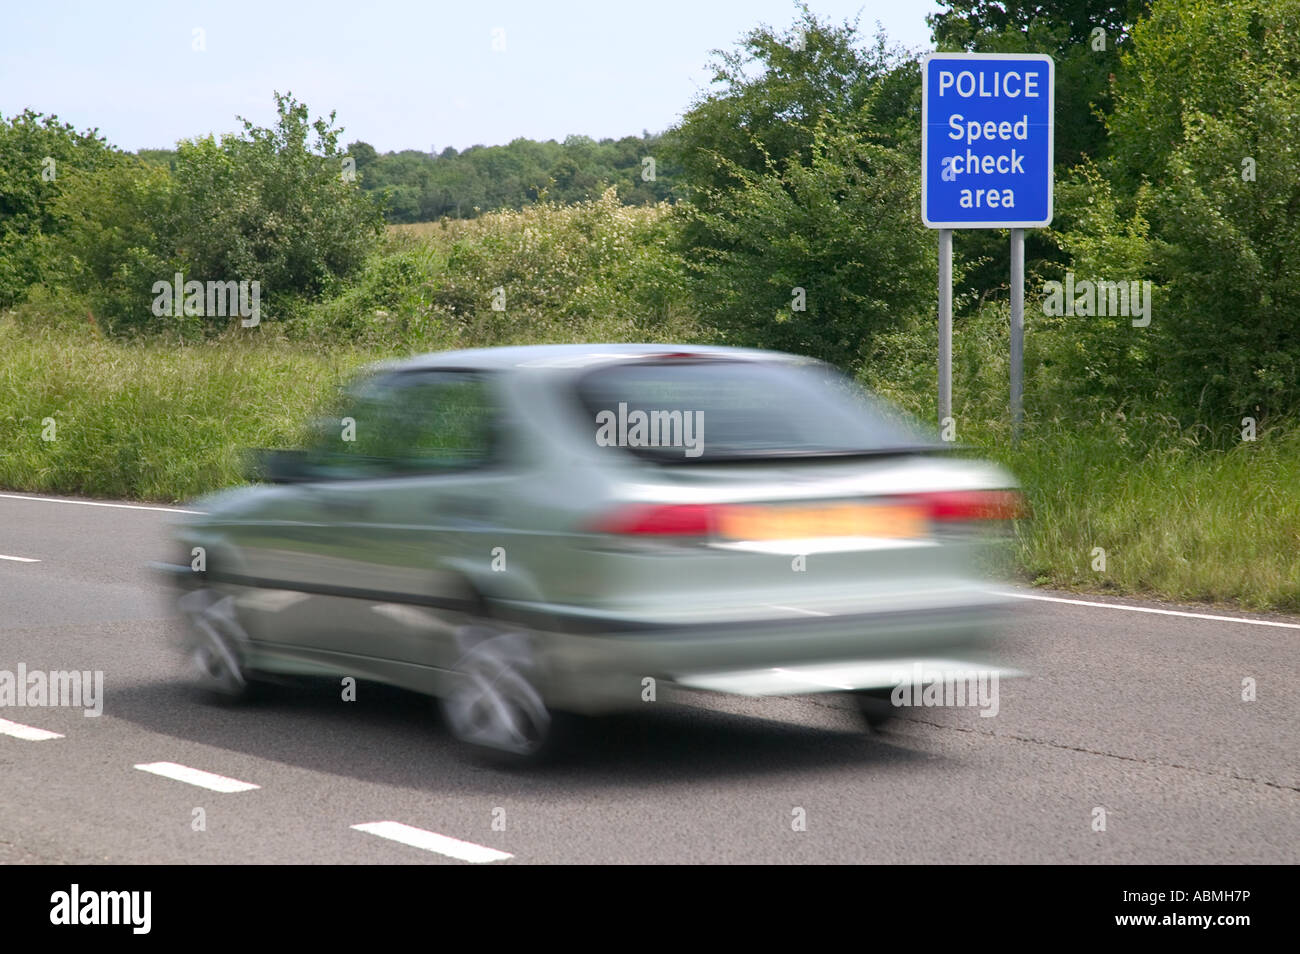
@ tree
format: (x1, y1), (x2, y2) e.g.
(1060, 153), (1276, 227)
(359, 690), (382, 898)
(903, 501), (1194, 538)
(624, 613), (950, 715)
(168, 92), (385, 318)
(665, 5), (917, 205)
(665, 6), (928, 369)
(0, 110), (122, 306)
(47, 93), (386, 332)
(346, 140), (378, 175)
(43, 159), (179, 329)
(682, 118), (933, 371)
(1100, 0), (1300, 421)
(929, 1), (1150, 167)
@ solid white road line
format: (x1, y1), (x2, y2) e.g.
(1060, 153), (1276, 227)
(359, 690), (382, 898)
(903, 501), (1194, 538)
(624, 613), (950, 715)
(351, 821), (513, 863)
(0, 554), (40, 563)
(0, 718), (64, 741)
(994, 590), (1300, 630)
(0, 492), (203, 514)
(134, 761), (260, 793)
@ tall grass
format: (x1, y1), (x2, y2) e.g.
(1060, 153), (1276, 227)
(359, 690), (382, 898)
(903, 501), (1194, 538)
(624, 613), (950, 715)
(988, 419), (1300, 611)
(0, 320), (371, 500)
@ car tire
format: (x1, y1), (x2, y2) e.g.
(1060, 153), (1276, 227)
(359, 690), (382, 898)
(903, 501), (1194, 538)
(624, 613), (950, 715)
(178, 588), (256, 701)
(849, 687), (898, 730)
(438, 621), (557, 763)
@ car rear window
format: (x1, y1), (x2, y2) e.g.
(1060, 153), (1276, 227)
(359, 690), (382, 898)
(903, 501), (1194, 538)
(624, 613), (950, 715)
(574, 359), (934, 461)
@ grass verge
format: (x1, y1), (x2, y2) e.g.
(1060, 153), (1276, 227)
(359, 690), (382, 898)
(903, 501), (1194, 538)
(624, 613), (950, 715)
(0, 321), (372, 500)
(2, 311), (1297, 610)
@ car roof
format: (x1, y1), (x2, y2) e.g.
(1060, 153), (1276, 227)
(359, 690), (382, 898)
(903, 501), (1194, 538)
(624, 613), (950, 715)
(369, 343), (809, 374)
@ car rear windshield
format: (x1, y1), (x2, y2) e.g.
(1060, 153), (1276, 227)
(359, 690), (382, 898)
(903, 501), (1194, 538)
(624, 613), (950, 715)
(574, 358), (935, 462)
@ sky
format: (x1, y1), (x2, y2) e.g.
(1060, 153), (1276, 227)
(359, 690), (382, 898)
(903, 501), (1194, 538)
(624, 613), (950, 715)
(0, 0), (941, 153)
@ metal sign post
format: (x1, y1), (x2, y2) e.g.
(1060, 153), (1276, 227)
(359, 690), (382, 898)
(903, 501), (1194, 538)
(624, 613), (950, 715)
(939, 229), (953, 428)
(1010, 228), (1025, 437)
(921, 52), (1054, 440)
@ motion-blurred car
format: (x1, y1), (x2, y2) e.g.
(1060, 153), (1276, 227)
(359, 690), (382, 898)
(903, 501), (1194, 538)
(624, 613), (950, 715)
(156, 344), (1022, 760)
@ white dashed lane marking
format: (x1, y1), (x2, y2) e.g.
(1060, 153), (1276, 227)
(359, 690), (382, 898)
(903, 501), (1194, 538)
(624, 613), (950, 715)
(134, 761), (260, 793)
(351, 821), (513, 863)
(0, 718), (63, 740)
(0, 554), (40, 563)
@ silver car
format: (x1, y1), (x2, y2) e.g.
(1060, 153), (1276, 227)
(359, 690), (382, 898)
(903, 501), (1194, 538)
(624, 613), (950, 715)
(157, 344), (1022, 760)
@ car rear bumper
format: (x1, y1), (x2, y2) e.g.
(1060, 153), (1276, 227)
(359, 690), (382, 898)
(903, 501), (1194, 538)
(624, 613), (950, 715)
(507, 596), (1019, 712)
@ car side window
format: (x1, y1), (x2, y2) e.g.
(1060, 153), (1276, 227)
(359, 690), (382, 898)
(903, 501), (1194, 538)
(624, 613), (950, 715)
(304, 370), (500, 478)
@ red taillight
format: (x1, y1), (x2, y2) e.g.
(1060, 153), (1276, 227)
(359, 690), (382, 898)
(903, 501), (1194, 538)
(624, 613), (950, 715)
(589, 490), (1025, 539)
(911, 489), (1025, 521)
(588, 504), (720, 536)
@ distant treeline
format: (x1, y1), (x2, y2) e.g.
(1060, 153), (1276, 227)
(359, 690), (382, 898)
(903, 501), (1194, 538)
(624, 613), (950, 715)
(140, 133), (678, 222)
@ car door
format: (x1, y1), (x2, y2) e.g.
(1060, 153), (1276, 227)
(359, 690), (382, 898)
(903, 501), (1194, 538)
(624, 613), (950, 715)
(246, 368), (516, 685)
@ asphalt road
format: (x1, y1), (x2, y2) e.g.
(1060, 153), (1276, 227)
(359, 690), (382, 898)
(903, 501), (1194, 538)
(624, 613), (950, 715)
(1, 490), (1296, 864)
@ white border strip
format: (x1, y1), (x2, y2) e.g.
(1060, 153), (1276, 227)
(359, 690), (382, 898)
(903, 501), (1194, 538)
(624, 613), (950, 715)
(0, 718), (64, 741)
(352, 821), (513, 863)
(134, 761), (260, 792)
(0, 492), (203, 514)
(994, 590), (1300, 630)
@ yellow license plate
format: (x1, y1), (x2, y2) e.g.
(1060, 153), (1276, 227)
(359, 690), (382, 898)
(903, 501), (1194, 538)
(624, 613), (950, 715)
(717, 502), (927, 540)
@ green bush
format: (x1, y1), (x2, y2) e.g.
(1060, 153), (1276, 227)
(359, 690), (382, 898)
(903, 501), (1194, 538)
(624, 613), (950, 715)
(170, 94), (385, 316)
(680, 119), (932, 372)
(1032, 165), (1159, 419)
(42, 93), (385, 333)
(0, 110), (123, 307)
(1095, 0), (1300, 424)
(42, 158), (183, 334)
(291, 189), (696, 350)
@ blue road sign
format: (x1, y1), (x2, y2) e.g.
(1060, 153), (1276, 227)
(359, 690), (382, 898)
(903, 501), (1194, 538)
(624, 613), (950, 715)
(922, 53), (1054, 229)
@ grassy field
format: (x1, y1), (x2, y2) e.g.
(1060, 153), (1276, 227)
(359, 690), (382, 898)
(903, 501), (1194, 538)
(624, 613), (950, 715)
(286, 193), (700, 350)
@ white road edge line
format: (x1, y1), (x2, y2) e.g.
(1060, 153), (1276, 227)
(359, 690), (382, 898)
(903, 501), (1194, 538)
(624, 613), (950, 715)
(763, 603), (832, 617)
(0, 492), (204, 515)
(993, 590), (1300, 630)
(0, 554), (40, 563)
(351, 821), (513, 863)
(134, 761), (260, 793)
(0, 718), (64, 741)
